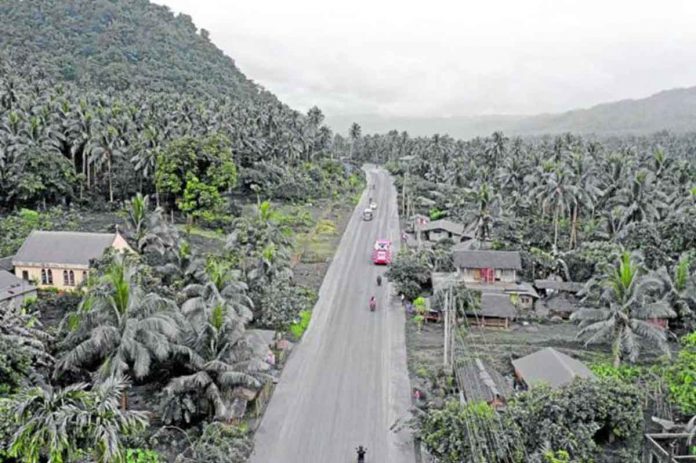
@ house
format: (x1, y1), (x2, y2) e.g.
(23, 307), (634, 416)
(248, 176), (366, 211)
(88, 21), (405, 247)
(455, 358), (512, 409)
(407, 214), (430, 233)
(0, 270), (37, 306)
(538, 293), (580, 319)
(465, 281), (539, 310)
(534, 279), (584, 318)
(0, 256), (13, 272)
(467, 292), (517, 328)
(417, 219), (472, 243)
(512, 347), (594, 390)
(533, 279), (584, 297)
(454, 250), (522, 284)
(12, 231), (132, 290)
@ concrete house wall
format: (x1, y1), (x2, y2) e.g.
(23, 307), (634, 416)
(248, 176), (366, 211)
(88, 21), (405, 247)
(13, 232), (133, 290)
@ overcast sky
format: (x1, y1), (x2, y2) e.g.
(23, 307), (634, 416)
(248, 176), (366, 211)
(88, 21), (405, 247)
(154, 0), (696, 119)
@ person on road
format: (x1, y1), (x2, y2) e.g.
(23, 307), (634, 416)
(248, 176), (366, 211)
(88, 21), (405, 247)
(369, 296), (376, 311)
(356, 445), (367, 462)
(368, 196), (372, 204)
(376, 275), (382, 286)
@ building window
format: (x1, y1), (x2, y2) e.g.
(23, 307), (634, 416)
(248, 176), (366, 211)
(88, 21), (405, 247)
(63, 270), (76, 286)
(22, 270), (29, 281)
(46, 269), (53, 285)
(41, 269), (48, 285)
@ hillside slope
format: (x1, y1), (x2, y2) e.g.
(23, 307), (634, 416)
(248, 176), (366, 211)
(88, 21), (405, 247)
(0, 0), (266, 101)
(328, 86), (696, 138)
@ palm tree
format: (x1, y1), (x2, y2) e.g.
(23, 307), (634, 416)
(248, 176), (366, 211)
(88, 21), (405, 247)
(9, 375), (148, 463)
(160, 301), (268, 424)
(56, 254), (180, 408)
(531, 165), (580, 251)
(654, 254), (696, 330)
(571, 252), (675, 367)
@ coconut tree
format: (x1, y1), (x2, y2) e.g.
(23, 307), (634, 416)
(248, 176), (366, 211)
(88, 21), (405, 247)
(654, 253), (696, 330)
(159, 300), (268, 424)
(571, 252), (676, 367)
(531, 165), (581, 251)
(9, 375), (148, 463)
(56, 254), (180, 407)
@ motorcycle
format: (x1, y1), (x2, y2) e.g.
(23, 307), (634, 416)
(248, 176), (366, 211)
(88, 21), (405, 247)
(376, 275), (382, 286)
(356, 446), (367, 462)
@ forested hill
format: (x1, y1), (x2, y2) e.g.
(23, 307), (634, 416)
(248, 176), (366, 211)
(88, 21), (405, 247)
(328, 86), (696, 139)
(0, 0), (266, 101)
(0, 0), (354, 215)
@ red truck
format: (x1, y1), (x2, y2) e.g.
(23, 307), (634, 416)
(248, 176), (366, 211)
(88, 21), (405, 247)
(372, 239), (392, 265)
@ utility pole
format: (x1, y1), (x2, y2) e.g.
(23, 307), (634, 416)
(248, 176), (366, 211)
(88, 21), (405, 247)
(443, 288), (449, 367)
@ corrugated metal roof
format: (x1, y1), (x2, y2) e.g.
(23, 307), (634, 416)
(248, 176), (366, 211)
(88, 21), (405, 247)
(534, 279), (584, 293)
(13, 231), (117, 268)
(512, 347), (594, 389)
(473, 293), (517, 318)
(456, 358), (512, 404)
(454, 250), (522, 270)
(0, 270), (36, 302)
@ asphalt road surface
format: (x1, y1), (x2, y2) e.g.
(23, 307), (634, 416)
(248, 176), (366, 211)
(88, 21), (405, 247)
(250, 167), (415, 463)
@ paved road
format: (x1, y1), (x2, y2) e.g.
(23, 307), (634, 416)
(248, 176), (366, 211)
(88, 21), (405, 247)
(250, 167), (415, 463)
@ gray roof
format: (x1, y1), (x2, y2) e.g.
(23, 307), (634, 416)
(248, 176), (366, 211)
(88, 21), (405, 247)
(534, 279), (584, 293)
(454, 250), (522, 270)
(13, 231), (117, 268)
(419, 219), (468, 236)
(431, 272), (460, 293)
(0, 256), (13, 271)
(456, 358), (512, 404)
(505, 282), (539, 299)
(0, 270), (37, 302)
(542, 294), (580, 313)
(512, 347), (595, 389)
(473, 293), (517, 319)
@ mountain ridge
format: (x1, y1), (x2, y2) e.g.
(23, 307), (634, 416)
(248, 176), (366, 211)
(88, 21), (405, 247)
(327, 85), (696, 138)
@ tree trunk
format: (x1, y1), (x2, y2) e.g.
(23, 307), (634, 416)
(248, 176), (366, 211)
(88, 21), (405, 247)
(612, 329), (622, 368)
(553, 204), (560, 250)
(108, 153), (114, 203)
(120, 391), (128, 411)
(570, 203), (578, 249)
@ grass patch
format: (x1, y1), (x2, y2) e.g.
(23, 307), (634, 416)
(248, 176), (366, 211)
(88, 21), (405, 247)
(289, 310), (312, 340)
(175, 225), (225, 241)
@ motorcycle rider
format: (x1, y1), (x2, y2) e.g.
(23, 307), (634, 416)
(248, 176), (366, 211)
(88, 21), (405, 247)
(356, 445), (367, 462)
(376, 275), (382, 286)
(369, 296), (376, 311)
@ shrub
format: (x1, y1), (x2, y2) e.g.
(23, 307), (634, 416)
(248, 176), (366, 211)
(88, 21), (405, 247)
(419, 400), (523, 463)
(664, 332), (696, 416)
(385, 250), (432, 300)
(506, 377), (644, 461)
(126, 448), (161, 463)
(289, 310), (312, 340)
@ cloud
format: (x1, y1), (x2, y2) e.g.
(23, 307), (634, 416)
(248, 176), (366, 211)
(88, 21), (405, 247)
(154, 0), (696, 118)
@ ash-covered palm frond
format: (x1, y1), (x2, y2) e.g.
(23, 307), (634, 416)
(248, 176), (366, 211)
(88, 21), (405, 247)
(571, 251), (675, 366)
(9, 374), (147, 463)
(56, 253), (181, 384)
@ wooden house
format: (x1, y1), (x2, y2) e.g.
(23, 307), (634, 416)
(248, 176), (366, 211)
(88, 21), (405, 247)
(466, 292), (517, 328)
(454, 250), (522, 284)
